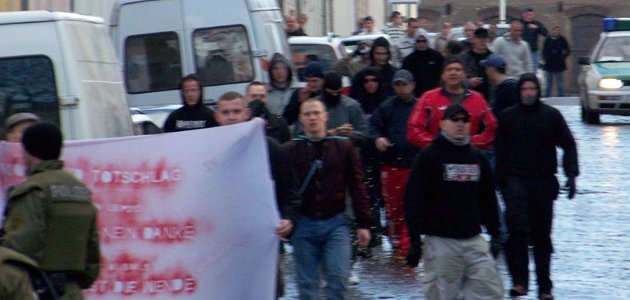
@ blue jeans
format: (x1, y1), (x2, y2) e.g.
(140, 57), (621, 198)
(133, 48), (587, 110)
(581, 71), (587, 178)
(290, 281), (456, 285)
(545, 71), (564, 97)
(292, 213), (352, 299)
(531, 51), (539, 73)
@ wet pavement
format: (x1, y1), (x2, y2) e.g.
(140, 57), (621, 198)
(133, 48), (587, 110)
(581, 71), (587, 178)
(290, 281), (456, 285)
(280, 99), (630, 299)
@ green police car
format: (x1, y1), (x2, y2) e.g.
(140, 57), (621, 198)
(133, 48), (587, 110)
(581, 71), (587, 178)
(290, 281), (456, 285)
(578, 18), (630, 124)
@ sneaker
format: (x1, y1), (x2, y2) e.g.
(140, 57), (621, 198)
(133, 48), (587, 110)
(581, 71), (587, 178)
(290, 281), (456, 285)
(348, 269), (360, 285)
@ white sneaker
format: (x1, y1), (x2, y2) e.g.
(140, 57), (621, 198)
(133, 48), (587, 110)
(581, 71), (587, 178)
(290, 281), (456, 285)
(348, 269), (360, 285)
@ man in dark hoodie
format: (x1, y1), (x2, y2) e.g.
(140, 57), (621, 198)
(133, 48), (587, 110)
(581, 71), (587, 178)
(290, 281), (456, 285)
(402, 31), (444, 98)
(365, 37), (398, 97)
(163, 74), (217, 132)
(496, 74), (578, 300)
(350, 66), (387, 115)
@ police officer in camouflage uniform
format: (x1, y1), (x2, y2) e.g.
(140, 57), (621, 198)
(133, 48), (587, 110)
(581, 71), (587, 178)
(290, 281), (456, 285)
(0, 122), (100, 300)
(0, 246), (38, 299)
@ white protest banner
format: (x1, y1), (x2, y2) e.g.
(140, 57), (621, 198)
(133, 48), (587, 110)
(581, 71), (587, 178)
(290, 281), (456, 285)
(0, 119), (279, 299)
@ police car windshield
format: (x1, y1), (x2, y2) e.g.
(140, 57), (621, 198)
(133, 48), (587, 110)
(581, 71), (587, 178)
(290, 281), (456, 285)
(595, 36), (630, 62)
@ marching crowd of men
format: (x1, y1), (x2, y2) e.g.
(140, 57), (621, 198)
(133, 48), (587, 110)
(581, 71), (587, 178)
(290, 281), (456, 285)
(0, 6), (577, 300)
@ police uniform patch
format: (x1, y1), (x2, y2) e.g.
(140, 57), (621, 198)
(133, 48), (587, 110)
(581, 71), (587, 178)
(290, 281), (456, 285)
(50, 184), (91, 202)
(443, 164), (480, 182)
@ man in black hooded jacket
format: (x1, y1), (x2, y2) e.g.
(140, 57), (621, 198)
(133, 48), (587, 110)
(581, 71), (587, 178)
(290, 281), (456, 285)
(402, 31), (444, 98)
(496, 73), (578, 300)
(163, 74), (217, 132)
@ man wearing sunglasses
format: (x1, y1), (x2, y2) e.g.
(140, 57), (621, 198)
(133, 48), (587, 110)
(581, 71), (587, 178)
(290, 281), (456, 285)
(401, 31), (444, 98)
(404, 103), (503, 299)
(407, 57), (497, 150)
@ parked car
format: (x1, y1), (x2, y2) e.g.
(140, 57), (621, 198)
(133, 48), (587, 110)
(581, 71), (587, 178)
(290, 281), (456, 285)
(339, 33), (392, 55)
(130, 108), (162, 135)
(578, 18), (630, 124)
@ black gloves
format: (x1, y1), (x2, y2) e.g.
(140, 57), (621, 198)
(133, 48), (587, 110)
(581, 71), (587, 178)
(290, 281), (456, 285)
(565, 176), (576, 199)
(490, 237), (502, 258)
(406, 241), (422, 267)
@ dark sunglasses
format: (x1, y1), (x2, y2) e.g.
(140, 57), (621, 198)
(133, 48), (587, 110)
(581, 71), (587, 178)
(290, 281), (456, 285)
(448, 116), (470, 123)
(416, 39), (427, 43)
(363, 78), (378, 83)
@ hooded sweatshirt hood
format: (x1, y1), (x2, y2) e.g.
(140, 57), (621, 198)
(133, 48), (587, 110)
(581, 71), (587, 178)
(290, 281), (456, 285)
(268, 53), (294, 90)
(179, 74), (205, 109)
(517, 73), (542, 110)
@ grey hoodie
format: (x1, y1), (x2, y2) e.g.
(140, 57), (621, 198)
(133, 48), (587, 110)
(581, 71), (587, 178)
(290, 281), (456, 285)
(491, 35), (533, 78)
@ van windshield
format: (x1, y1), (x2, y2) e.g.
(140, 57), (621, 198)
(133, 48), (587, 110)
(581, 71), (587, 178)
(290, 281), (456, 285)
(0, 55), (60, 136)
(193, 25), (255, 86)
(125, 32), (182, 94)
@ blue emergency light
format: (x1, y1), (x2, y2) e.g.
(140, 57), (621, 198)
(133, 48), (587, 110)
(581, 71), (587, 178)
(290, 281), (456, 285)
(603, 18), (630, 32)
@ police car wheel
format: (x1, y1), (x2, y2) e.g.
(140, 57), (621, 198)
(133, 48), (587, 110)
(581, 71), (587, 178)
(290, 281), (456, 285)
(581, 104), (601, 124)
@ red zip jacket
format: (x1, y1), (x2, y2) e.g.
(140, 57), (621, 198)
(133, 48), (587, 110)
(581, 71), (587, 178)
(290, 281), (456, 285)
(407, 87), (497, 149)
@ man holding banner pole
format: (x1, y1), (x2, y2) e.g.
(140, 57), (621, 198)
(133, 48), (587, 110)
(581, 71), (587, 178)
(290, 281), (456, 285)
(283, 98), (372, 299)
(214, 91), (301, 298)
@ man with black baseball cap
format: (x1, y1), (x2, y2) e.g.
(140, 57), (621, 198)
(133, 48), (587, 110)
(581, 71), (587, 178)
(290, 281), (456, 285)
(1, 122), (101, 299)
(368, 69), (419, 265)
(404, 103), (503, 299)
(458, 27), (493, 100)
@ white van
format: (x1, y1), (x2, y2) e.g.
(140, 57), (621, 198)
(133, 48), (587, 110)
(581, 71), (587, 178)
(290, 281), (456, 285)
(0, 11), (134, 140)
(110, 0), (291, 108)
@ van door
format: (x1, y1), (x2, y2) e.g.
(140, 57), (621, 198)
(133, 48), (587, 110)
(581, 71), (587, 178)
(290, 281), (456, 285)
(112, 0), (185, 107)
(245, 0), (292, 81)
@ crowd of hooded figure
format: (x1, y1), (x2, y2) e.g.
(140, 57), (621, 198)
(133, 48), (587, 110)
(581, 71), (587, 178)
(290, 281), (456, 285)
(0, 7), (577, 300)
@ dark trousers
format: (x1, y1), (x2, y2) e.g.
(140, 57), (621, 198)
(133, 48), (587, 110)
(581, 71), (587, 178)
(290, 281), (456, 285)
(501, 176), (559, 294)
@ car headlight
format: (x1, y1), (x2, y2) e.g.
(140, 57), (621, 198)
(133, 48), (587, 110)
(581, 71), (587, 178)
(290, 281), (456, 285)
(599, 78), (623, 89)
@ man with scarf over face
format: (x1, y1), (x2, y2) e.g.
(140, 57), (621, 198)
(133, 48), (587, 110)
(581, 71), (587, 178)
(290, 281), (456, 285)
(244, 81), (291, 143)
(317, 72), (367, 143)
(496, 73), (578, 300)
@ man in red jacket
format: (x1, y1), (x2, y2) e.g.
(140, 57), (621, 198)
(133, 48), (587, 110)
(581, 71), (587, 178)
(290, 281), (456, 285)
(407, 57), (497, 149)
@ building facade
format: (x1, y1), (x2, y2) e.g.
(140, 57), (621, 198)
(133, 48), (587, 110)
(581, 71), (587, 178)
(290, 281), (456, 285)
(3, 0), (628, 92)
(416, 0), (630, 93)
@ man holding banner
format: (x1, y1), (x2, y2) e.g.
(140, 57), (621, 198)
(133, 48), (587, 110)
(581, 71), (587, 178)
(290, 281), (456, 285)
(214, 91), (301, 298)
(283, 98), (372, 299)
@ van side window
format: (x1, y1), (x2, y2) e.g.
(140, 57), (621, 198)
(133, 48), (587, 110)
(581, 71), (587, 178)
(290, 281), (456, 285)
(0, 56), (60, 133)
(125, 32), (182, 93)
(193, 25), (254, 86)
